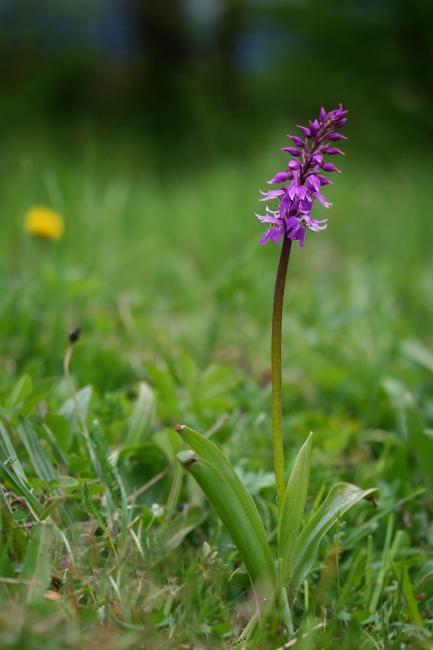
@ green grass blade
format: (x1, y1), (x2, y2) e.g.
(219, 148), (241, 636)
(20, 378), (56, 418)
(278, 433), (312, 588)
(0, 418), (27, 482)
(383, 377), (433, 485)
(288, 482), (379, 605)
(401, 339), (433, 375)
(389, 558), (424, 628)
(20, 523), (54, 603)
(344, 487), (425, 549)
(125, 382), (155, 446)
(17, 416), (57, 483)
(178, 449), (277, 615)
(405, 397), (433, 486)
(0, 461), (44, 517)
(42, 422), (70, 468)
(5, 374), (32, 413)
(152, 503), (206, 556)
(153, 429), (182, 520)
(40, 497), (66, 520)
(59, 385), (93, 427)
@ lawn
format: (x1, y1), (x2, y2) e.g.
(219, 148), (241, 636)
(0, 120), (432, 649)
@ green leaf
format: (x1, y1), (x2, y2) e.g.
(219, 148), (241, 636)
(147, 364), (179, 417)
(126, 382), (155, 446)
(0, 418), (27, 482)
(48, 476), (79, 490)
(177, 445), (277, 614)
(20, 378), (56, 418)
(20, 524), (54, 603)
(278, 433), (312, 588)
(17, 417), (57, 484)
(0, 462), (44, 517)
(177, 427), (276, 574)
(288, 482), (379, 605)
(69, 453), (91, 474)
(42, 423), (70, 469)
(153, 429), (182, 519)
(401, 339), (433, 375)
(389, 558), (424, 627)
(75, 478), (104, 495)
(40, 497), (69, 520)
(5, 375), (32, 413)
(383, 378), (433, 484)
(27, 478), (49, 491)
(59, 385), (93, 426)
(44, 413), (72, 453)
(193, 364), (239, 410)
(152, 429), (181, 467)
(405, 398), (433, 486)
(178, 353), (198, 388)
(344, 488), (424, 549)
(152, 504), (206, 555)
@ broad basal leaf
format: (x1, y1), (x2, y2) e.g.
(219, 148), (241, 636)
(178, 446), (277, 615)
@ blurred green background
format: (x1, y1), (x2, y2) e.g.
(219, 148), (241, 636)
(1, 0), (433, 149)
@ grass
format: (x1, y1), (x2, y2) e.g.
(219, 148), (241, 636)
(0, 121), (433, 649)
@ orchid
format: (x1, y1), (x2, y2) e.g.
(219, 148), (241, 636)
(176, 105), (378, 646)
(257, 104), (347, 248)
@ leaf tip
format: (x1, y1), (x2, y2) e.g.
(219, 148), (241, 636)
(365, 490), (380, 508)
(175, 423), (185, 432)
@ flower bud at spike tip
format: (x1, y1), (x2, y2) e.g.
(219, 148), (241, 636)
(257, 105), (347, 247)
(68, 327), (81, 343)
(175, 424), (186, 432)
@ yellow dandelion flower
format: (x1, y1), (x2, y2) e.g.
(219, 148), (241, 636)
(24, 206), (65, 240)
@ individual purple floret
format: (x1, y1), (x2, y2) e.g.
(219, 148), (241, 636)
(256, 105), (347, 248)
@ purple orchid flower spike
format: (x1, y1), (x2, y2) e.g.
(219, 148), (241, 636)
(256, 104), (347, 248)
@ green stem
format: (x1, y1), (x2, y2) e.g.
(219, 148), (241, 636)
(271, 236), (292, 512)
